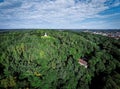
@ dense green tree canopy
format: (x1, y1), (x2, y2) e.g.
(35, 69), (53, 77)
(0, 30), (120, 89)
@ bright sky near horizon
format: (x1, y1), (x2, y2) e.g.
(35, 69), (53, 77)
(0, 0), (120, 29)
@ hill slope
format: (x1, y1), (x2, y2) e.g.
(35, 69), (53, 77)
(0, 30), (120, 89)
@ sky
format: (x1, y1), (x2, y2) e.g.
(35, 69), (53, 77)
(0, 0), (120, 29)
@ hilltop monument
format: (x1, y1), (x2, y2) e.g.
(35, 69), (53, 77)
(44, 33), (47, 36)
(41, 32), (55, 39)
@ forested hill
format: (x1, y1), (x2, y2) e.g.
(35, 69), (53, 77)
(0, 30), (120, 89)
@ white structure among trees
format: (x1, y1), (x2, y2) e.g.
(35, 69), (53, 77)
(44, 33), (47, 36)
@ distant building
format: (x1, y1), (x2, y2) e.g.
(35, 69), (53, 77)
(44, 33), (47, 36)
(78, 59), (88, 68)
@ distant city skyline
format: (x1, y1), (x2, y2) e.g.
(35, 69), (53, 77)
(0, 0), (120, 29)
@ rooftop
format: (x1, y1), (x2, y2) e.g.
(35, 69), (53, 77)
(78, 59), (88, 68)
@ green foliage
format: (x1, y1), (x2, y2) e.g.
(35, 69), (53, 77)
(0, 76), (16, 88)
(0, 30), (120, 89)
